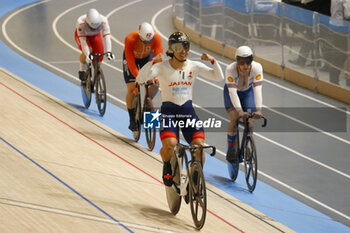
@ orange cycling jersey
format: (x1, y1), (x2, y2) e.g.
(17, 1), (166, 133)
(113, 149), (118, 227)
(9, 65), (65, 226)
(124, 31), (163, 78)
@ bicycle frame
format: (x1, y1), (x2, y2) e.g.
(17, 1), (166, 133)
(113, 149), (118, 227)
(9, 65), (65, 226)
(168, 143), (215, 229)
(236, 116), (267, 161)
(172, 144), (215, 196)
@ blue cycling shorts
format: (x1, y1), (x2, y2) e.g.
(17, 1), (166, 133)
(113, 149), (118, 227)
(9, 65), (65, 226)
(160, 100), (205, 144)
(223, 85), (256, 113)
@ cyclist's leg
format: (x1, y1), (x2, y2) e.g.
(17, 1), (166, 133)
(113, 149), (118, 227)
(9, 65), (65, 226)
(181, 101), (205, 164)
(160, 133), (177, 186)
(75, 30), (89, 84)
(126, 82), (137, 130)
(160, 103), (179, 186)
(240, 87), (256, 132)
(90, 32), (104, 62)
(123, 52), (138, 131)
(224, 85), (240, 162)
(90, 33), (104, 92)
(226, 111), (240, 162)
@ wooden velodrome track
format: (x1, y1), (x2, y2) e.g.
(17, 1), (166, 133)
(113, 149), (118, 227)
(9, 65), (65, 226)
(0, 67), (295, 232)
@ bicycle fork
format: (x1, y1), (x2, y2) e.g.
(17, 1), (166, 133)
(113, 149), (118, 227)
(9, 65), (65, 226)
(174, 149), (189, 196)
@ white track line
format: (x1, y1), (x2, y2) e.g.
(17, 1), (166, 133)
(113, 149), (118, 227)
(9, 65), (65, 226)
(0, 198), (178, 233)
(212, 148), (350, 222)
(3, 0), (349, 222)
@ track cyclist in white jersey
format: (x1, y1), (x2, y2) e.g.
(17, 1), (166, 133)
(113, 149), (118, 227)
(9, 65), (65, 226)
(137, 32), (224, 186)
(74, 8), (115, 85)
(223, 45), (263, 162)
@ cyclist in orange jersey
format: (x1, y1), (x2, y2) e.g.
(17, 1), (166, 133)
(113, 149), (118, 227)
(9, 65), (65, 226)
(123, 22), (163, 133)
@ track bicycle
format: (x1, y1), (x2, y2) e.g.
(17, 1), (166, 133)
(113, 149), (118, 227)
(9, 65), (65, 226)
(131, 82), (157, 151)
(227, 115), (267, 192)
(165, 143), (216, 230)
(81, 52), (110, 116)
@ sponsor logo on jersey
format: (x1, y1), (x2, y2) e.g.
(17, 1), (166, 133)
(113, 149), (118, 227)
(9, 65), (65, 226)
(188, 71), (193, 80)
(256, 74), (261, 80)
(228, 76), (234, 82)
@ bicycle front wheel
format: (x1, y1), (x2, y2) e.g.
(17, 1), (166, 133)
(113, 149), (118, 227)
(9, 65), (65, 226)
(189, 161), (207, 230)
(244, 135), (258, 192)
(81, 69), (92, 108)
(95, 69), (107, 116)
(143, 97), (156, 150)
(227, 161), (239, 182)
(132, 87), (142, 141)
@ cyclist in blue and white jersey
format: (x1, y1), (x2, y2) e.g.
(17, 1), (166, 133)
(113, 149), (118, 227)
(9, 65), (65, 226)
(137, 32), (224, 186)
(223, 46), (263, 162)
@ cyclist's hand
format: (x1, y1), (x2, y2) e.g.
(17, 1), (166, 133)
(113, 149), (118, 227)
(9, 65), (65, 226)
(107, 52), (115, 61)
(152, 54), (164, 64)
(153, 77), (159, 86)
(238, 110), (249, 119)
(201, 52), (214, 62)
(252, 111), (262, 119)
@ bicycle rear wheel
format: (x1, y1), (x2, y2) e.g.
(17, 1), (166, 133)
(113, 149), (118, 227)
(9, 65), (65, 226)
(95, 69), (107, 116)
(132, 86), (142, 141)
(165, 155), (181, 215)
(189, 161), (207, 230)
(143, 97), (156, 150)
(81, 68), (92, 108)
(244, 135), (258, 192)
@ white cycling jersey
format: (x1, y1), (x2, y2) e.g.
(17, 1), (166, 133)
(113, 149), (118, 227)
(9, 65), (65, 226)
(137, 59), (224, 106)
(76, 14), (111, 56)
(225, 61), (263, 110)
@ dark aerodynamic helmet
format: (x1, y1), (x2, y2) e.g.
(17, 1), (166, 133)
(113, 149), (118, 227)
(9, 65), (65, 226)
(166, 31), (190, 57)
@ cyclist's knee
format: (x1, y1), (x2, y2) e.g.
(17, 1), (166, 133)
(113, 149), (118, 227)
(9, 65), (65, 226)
(80, 53), (86, 63)
(190, 138), (204, 147)
(162, 137), (177, 150)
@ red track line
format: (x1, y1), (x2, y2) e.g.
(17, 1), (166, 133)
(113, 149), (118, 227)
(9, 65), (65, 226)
(0, 80), (245, 232)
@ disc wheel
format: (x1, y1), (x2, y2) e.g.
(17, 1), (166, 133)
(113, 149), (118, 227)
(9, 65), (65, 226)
(244, 135), (258, 192)
(81, 69), (92, 108)
(95, 70), (107, 116)
(143, 97), (156, 150)
(165, 155), (181, 215)
(189, 161), (207, 230)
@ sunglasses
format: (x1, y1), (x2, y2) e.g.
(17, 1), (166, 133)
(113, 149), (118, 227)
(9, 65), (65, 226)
(171, 42), (190, 53)
(237, 56), (253, 65)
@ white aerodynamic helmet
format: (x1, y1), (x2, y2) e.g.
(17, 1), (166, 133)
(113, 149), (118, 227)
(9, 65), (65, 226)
(235, 45), (253, 58)
(138, 22), (155, 42)
(86, 9), (102, 29)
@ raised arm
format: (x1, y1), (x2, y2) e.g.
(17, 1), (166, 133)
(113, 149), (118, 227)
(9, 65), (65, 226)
(197, 53), (224, 81)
